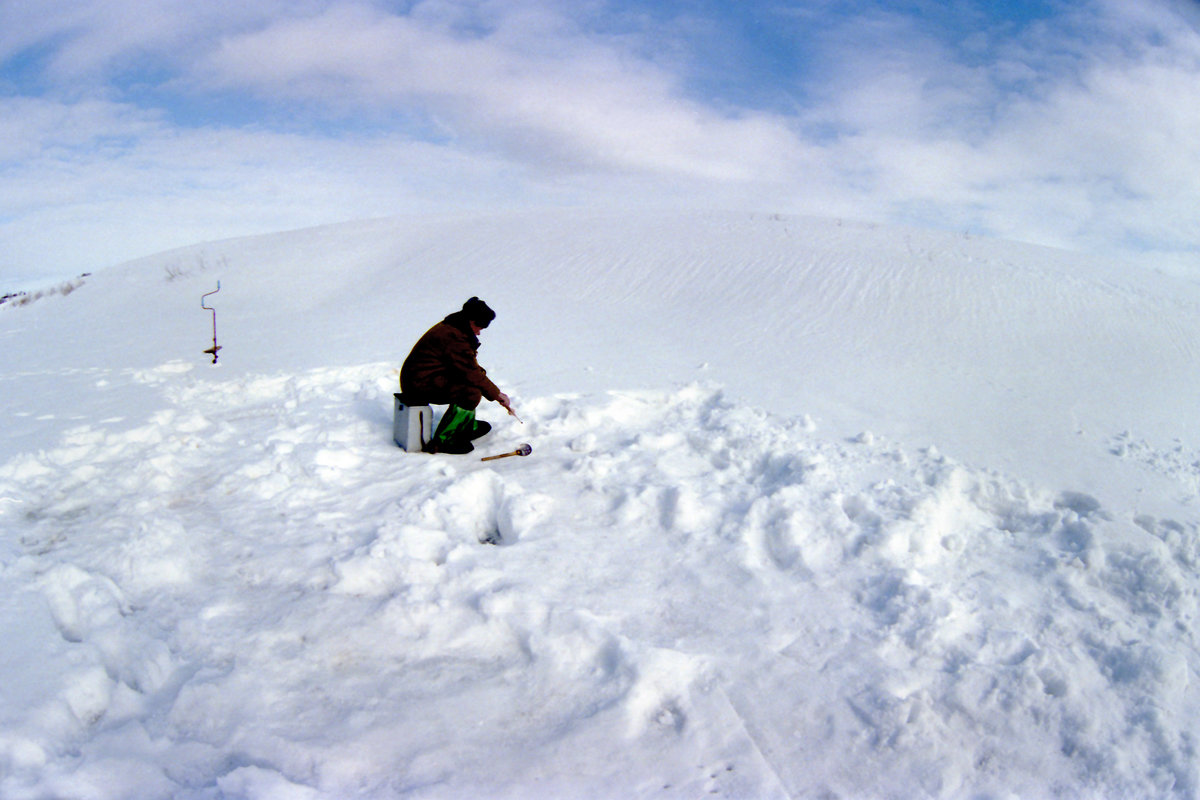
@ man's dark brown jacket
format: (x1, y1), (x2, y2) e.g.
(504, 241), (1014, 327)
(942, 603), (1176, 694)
(400, 311), (500, 407)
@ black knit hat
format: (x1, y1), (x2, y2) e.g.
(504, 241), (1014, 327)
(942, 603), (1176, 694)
(462, 296), (495, 328)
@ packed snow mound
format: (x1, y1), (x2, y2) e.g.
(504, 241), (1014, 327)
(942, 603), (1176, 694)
(2, 209), (1200, 798)
(2, 363), (1196, 798)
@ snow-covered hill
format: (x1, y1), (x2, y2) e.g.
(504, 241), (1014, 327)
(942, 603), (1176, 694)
(1, 211), (1198, 798)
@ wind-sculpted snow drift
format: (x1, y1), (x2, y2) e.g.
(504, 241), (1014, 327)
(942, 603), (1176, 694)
(1, 211), (1199, 798)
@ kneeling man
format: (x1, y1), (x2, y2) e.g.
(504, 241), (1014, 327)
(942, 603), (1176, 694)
(400, 297), (515, 454)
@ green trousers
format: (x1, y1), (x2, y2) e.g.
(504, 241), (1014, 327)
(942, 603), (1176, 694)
(431, 404), (476, 447)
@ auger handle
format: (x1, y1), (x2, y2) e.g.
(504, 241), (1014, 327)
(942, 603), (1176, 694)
(201, 281), (221, 363)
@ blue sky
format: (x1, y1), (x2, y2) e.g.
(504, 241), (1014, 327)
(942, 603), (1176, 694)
(2, 0), (1200, 286)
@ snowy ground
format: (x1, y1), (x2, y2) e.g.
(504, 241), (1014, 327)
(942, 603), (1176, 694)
(1, 211), (1199, 798)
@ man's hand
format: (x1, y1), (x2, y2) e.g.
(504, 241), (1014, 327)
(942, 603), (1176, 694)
(497, 392), (522, 422)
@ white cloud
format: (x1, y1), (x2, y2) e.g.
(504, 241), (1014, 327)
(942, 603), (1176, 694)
(0, 0), (301, 82)
(0, 1), (822, 282)
(775, 0), (1200, 268)
(0, 94), (537, 281)
(3, 0), (1200, 283)
(192, 3), (807, 181)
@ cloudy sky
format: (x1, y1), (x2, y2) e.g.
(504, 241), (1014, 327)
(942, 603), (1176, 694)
(3, 0), (1200, 286)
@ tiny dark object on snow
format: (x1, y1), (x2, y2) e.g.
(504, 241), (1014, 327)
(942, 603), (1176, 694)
(480, 443), (532, 462)
(201, 282), (222, 364)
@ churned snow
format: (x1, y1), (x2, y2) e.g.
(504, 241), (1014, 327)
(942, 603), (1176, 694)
(1, 210), (1199, 798)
